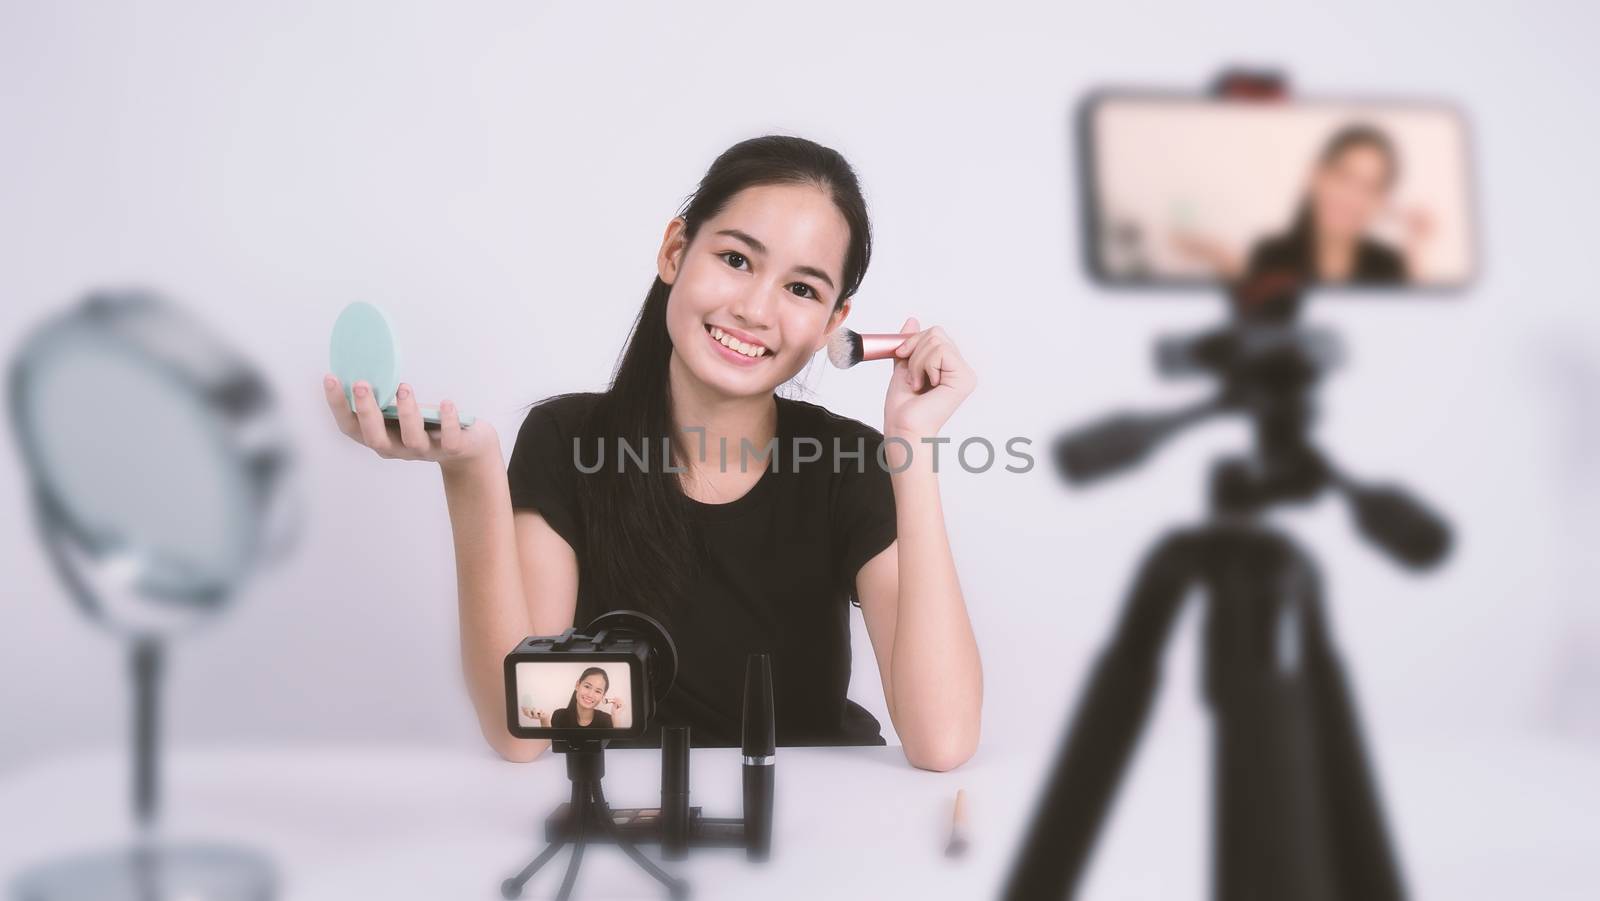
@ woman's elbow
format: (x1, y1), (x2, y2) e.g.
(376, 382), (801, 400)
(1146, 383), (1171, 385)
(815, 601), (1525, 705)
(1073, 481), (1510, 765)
(903, 733), (978, 772)
(488, 732), (551, 764)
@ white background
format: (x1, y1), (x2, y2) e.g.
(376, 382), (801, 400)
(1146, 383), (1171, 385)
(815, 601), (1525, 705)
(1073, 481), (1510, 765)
(2, 1), (1598, 893)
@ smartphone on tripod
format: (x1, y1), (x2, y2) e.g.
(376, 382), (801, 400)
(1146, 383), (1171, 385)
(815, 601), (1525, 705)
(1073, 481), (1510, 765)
(1006, 72), (1477, 901)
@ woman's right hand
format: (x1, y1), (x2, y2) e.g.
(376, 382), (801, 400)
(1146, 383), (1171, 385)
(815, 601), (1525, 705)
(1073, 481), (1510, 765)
(323, 375), (497, 473)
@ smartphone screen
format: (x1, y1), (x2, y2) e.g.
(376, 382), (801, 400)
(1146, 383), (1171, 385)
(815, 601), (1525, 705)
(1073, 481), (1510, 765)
(1080, 93), (1477, 293)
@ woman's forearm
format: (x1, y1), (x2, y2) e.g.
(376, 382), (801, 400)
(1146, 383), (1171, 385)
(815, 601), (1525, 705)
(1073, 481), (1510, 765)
(440, 441), (547, 761)
(885, 434), (983, 770)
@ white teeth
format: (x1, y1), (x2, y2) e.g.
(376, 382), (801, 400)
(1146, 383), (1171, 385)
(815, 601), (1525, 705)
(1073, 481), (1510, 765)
(709, 326), (768, 358)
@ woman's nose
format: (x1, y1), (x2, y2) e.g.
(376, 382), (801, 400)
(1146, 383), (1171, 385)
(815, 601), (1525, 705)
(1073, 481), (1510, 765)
(729, 282), (773, 327)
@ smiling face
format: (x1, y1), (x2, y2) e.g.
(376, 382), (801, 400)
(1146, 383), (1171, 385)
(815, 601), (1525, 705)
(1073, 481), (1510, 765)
(575, 673), (607, 709)
(659, 183), (854, 400)
(1309, 142), (1394, 244)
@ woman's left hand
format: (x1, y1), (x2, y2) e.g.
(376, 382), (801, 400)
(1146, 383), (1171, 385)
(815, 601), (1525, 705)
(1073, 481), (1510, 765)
(605, 696), (625, 713)
(883, 317), (977, 440)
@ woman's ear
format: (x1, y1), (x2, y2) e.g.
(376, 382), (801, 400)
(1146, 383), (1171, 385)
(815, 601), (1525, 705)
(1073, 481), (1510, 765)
(657, 217), (689, 285)
(815, 298), (853, 353)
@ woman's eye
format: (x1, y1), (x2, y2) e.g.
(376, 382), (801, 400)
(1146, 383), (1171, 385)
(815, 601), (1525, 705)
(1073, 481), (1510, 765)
(720, 251), (748, 270)
(789, 283), (818, 300)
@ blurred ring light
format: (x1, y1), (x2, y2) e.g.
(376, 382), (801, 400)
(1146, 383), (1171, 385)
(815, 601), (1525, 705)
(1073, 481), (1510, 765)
(7, 289), (297, 900)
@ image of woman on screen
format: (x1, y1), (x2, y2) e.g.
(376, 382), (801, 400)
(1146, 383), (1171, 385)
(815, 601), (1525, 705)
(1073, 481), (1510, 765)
(521, 667), (628, 729)
(1243, 124), (1422, 285)
(1172, 123), (1433, 286)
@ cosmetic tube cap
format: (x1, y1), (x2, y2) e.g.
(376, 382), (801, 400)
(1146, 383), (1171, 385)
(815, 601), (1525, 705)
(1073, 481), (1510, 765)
(741, 654), (775, 758)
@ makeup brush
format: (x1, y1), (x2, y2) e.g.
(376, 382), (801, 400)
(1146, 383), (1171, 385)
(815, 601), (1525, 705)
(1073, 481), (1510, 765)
(944, 788), (970, 858)
(826, 327), (911, 369)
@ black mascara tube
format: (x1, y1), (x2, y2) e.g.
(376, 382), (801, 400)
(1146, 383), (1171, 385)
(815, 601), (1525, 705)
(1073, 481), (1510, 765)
(662, 725), (690, 859)
(741, 653), (775, 861)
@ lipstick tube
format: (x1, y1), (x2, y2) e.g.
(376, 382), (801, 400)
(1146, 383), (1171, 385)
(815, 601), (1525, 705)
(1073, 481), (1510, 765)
(662, 726), (690, 859)
(741, 653), (776, 861)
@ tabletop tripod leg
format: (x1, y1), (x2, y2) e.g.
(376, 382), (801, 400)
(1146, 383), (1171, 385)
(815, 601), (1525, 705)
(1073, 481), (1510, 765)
(590, 781), (690, 899)
(553, 785), (590, 901)
(501, 780), (584, 900)
(501, 841), (566, 899)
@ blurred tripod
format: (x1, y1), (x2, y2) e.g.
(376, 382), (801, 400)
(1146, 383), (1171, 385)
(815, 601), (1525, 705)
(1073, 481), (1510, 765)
(1004, 288), (1451, 900)
(501, 741), (688, 901)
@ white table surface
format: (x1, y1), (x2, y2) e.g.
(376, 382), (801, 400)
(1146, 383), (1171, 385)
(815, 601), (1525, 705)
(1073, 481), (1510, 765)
(0, 743), (1027, 901)
(1, 735), (1596, 900)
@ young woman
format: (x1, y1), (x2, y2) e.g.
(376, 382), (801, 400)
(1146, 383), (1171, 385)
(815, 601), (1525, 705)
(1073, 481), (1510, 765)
(1173, 124), (1433, 286)
(521, 667), (625, 730)
(322, 135), (981, 771)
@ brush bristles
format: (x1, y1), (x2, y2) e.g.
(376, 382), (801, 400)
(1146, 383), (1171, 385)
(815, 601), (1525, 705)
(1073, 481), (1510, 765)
(826, 328), (864, 369)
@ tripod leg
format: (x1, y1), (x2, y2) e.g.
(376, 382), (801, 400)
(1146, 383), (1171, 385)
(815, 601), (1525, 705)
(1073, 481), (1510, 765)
(1003, 530), (1201, 900)
(501, 841), (566, 900)
(553, 788), (590, 901)
(590, 781), (690, 900)
(1206, 529), (1405, 901)
(501, 780), (584, 899)
(1206, 530), (1342, 901)
(1304, 599), (1406, 899)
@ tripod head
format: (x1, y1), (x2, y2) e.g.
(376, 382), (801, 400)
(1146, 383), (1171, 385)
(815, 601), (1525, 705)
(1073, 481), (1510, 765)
(1054, 287), (1452, 570)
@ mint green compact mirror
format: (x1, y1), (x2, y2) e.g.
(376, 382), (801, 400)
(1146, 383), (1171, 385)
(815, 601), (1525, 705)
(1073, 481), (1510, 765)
(329, 302), (474, 428)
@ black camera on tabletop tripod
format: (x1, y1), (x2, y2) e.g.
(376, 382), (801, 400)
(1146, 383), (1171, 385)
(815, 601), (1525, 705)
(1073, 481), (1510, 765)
(1005, 71), (1477, 900)
(499, 610), (776, 901)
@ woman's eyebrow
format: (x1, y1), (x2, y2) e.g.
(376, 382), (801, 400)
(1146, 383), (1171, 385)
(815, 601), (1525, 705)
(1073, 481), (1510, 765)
(716, 228), (768, 254)
(793, 264), (836, 291)
(715, 228), (837, 291)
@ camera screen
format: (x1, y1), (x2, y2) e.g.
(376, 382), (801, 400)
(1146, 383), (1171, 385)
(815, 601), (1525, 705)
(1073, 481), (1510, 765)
(513, 660), (635, 733)
(1083, 95), (1476, 291)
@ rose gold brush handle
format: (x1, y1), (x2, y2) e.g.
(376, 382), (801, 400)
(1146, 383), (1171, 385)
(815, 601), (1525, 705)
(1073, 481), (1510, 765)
(858, 333), (912, 362)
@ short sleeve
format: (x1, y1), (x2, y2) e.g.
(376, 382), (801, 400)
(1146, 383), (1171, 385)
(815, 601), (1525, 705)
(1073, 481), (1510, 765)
(507, 401), (585, 555)
(831, 425), (897, 606)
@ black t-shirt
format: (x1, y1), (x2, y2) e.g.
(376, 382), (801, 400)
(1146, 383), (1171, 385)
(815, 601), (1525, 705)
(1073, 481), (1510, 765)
(550, 706), (614, 730)
(506, 391), (897, 748)
(1245, 233), (1409, 285)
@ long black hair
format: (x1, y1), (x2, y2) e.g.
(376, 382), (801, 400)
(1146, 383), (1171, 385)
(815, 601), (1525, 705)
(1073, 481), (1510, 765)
(563, 666), (610, 720)
(567, 135), (874, 628)
(1276, 123), (1400, 270)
